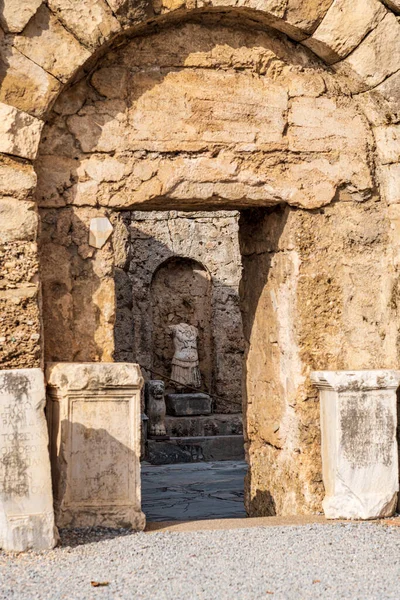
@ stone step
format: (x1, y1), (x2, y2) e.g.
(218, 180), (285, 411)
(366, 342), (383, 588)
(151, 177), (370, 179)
(166, 393), (212, 416)
(165, 413), (243, 437)
(146, 435), (245, 465)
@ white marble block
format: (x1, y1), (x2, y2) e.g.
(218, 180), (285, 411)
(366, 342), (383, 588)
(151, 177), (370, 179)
(311, 370), (400, 520)
(46, 363), (145, 530)
(0, 369), (57, 552)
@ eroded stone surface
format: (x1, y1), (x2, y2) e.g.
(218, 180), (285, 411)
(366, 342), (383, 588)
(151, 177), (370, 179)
(312, 370), (399, 519)
(240, 199), (396, 517)
(0, 199), (38, 243)
(0, 369), (57, 552)
(375, 125), (400, 164)
(0, 44), (61, 118)
(304, 0), (386, 63)
(46, 362), (145, 529)
(0, 0), (43, 32)
(0, 156), (37, 200)
(48, 0), (120, 50)
(335, 12), (400, 91)
(0, 103), (43, 160)
(0, 286), (41, 369)
(13, 5), (91, 83)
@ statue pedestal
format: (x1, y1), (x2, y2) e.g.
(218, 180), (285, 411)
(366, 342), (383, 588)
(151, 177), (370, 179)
(46, 363), (145, 530)
(166, 393), (212, 416)
(311, 370), (400, 520)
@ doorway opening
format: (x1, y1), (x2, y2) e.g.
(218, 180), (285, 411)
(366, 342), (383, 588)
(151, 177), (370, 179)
(35, 10), (373, 525)
(119, 209), (247, 521)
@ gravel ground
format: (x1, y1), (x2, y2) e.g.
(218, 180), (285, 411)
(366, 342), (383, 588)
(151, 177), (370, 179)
(1, 523), (400, 599)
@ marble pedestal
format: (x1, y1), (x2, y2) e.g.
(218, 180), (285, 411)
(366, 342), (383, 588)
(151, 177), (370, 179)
(46, 363), (145, 530)
(0, 369), (57, 551)
(311, 370), (400, 520)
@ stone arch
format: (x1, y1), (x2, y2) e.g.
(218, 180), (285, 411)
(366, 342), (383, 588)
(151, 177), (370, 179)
(2, 2), (400, 517)
(150, 256), (213, 393)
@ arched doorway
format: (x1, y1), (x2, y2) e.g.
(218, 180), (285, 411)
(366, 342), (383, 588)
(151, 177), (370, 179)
(33, 14), (391, 520)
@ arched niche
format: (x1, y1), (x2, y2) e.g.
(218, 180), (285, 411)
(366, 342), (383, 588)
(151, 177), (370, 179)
(150, 256), (213, 394)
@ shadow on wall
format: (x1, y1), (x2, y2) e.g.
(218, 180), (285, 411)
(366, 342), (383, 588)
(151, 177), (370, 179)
(48, 418), (142, 530)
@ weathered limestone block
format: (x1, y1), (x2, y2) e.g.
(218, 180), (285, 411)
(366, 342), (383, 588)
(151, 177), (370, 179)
(235, 0), (334, 36)
(0, 0), (43, 32)
(48, 0), (120, 50)
(0, 104), (43, 160)
(303, 0), (386, 64)
(46, 363), (145, 529)
(0, 241), (39, 289)
(311, 370), (399, 520)
(14, 5), (90, 83)
(0, 44), (61, 118)
(0, 199), (38, 243)
(0, 369), (57, 552)
(288, 97), (369, 153)
(375, 125), (400, 164)
(335, 13), (400, 91)
(0, 157), (37, 200)
(104, 0), (152, 25)
(374, 69), (400, 117)
(166, 393), (212, 416)
(381, 0), (400, 13)
(379, 163), (400, 204)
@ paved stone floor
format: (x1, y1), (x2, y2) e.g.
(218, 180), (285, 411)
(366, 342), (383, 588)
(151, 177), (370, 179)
(141, 460), (247, 521)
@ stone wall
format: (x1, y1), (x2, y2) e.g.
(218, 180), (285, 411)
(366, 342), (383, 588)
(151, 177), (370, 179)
(125, 211), (243, 414)
(36, 20), (376, 371)
(2, 0), (400, 517)
(240, 199), (397, 515)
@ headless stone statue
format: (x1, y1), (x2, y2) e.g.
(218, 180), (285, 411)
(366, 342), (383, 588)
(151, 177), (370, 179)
(168, 323), (201, 389)
(145, 380), (167, 437)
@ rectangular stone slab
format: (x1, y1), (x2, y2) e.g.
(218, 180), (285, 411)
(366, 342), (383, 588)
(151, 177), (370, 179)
(165, 393), (212, 416)
(0, 369), (57, 552)
(311, 370), (400, 520)
(46, 362), (145, 530)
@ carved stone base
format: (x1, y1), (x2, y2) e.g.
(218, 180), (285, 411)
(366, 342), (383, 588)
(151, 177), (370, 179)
(311, 370), (400, 520)
(46, 363), (145, 530)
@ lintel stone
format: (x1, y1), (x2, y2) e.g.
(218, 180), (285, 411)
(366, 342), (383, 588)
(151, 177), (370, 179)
(311, 370), (400, 520)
